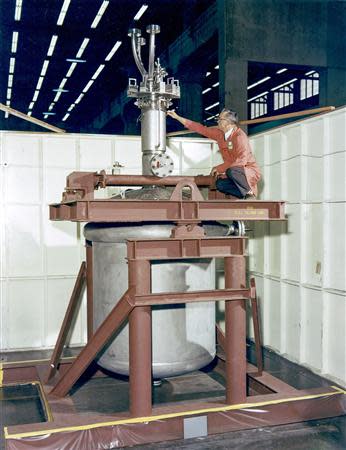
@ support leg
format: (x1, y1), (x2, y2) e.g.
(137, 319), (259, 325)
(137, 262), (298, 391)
(86, 240), (94, 341)
(250, 277), (263, 375)
(46, 262), (86, 382)
(129, 260), (152, 417)
(224, 256), (247, 404)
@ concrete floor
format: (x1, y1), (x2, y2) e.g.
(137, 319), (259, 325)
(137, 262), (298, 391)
(1, 343), (345, 450)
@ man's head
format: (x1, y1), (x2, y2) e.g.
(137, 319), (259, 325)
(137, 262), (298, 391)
(216, 109), (238, 132)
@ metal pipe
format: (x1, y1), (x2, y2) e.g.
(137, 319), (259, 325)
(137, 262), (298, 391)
(104, 174), (214, 187)
(129, 260), (152, 417)
(224, 256), (247, 404)
(130, 30), (147, 78)
(146, 25), (160, 79)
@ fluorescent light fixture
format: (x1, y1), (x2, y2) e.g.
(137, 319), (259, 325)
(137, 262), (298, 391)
(105, 41), (122, 61)
(36, 76), (44, 90)
(29, 101), (35, 110)
(40, 60), (50, 76)
(82, 79), (94, 93)
(8, 74), (13, 88)
(206, 115), (216, 121)
(67, 104), (75, 112)
(92, 64), (105, 80)
(59, 78), (68, 89)
(66, 62), (77, 77)
(62, 113), (70, 121)
(202, 87), (211, 94)
(57, 0), (71, 26)
(6, 100), (10, 106)
(134, 4), (148, 21)
(53, 91), (62, 102)
(47, 35), (58, 57)
(76, 38), (90, 58)
(205, 101), (219, 111)
(42, 112), (56, 115)
(48, 103), (55, 111)
(248, 91), (268, 102)
(205, 71), (211, 77)
(32, 90), (40, 102)
(75, 93), (84, 104)
(27, 111), (32, 116)
(66, 58), (86, 63)
(14, 0), (22, 21)
(11, 31), (19, 53)
(276, 68), (287, 74)
(7, 88), (12, 99)
(271, 78), (297, 91)
(247, 76), (271, 90)
(212, 82), (219, 88)
(9, 57), (16, 74)
(305, 70), (316, 76)
(53, 88), (69, 92)
(214, 65), (219, 70)
(90, 0), (109, 29)
(44, 114), (49, 119)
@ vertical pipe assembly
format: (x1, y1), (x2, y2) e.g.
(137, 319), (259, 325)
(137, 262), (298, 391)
(128, 25), (180, 176)
(224, 256), (247, 404)
(129, 259), (152, 417)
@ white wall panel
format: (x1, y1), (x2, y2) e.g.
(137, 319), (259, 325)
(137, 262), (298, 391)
(301, 204), (323, 287)
(7, 205), (43, 277)
(6, 167), (41, 204)
(329, 110), (346, 153)
(301, 287), (323, 370)
(43, 137), (77, 168)
(181, 140), (212, 171)
(282, 282), (301, 361)
(3, 134), (40, 166)
(249, 107), (346, 387)
(114, 138), (141, 169)
(324, 203), (346, 291)
(264, 278), (282, 351)
(7, 279), (45, 348)
(80, 138), (112, 170)
(324, 292), (346, 381)
(281, 204), (301, 282)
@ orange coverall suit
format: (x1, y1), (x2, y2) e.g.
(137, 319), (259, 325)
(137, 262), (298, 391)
(185, 119), (261, 197)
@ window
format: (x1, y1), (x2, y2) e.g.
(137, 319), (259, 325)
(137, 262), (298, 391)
(300, 71), (319, 100)
(273, 83), (294, 110)
(249, 93), (268, 119)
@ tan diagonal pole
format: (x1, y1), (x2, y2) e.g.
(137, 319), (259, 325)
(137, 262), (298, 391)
(166, 106), (335, 137)
(0, 103), (65, 133)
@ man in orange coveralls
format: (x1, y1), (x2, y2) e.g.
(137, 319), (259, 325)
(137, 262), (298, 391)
(167, 109), (261, 199)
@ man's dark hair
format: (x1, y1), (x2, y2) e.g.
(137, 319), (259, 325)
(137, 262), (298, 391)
(221, 108), (239, 125)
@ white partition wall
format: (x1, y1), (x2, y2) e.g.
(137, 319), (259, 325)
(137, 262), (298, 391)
(0, 132), (218, 351)
(248, 107), (346, 387)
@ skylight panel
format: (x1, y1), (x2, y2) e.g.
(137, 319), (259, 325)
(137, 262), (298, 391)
(105, 41), (122, 61)
(57, 0), (71, 26)
(134, 4), (148, 21)
(90, 1), (109, 29)
(91, 64), (105, 80)
(47, 35), (58, 57)
(11, 32), (19, 53)
(66, 62), (77, 77)
(14, 0), (22, 21)
(247, 76), (271, 90)
(76, 38), (90, 58)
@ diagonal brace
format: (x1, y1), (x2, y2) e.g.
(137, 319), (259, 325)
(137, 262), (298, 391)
(50, 288), (135, 398)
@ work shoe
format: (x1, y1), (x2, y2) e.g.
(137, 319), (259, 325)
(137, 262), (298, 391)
(244, 193), (256, 200)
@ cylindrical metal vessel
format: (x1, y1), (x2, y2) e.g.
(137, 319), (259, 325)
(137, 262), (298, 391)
(84, 222), (229, 378)
(141, 107), (166, 174)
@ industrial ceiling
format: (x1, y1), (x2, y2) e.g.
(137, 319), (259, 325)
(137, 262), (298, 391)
(0, 0), (210, 133)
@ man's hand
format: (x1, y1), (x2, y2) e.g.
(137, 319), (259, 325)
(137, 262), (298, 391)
(210, 167), (219, 177)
